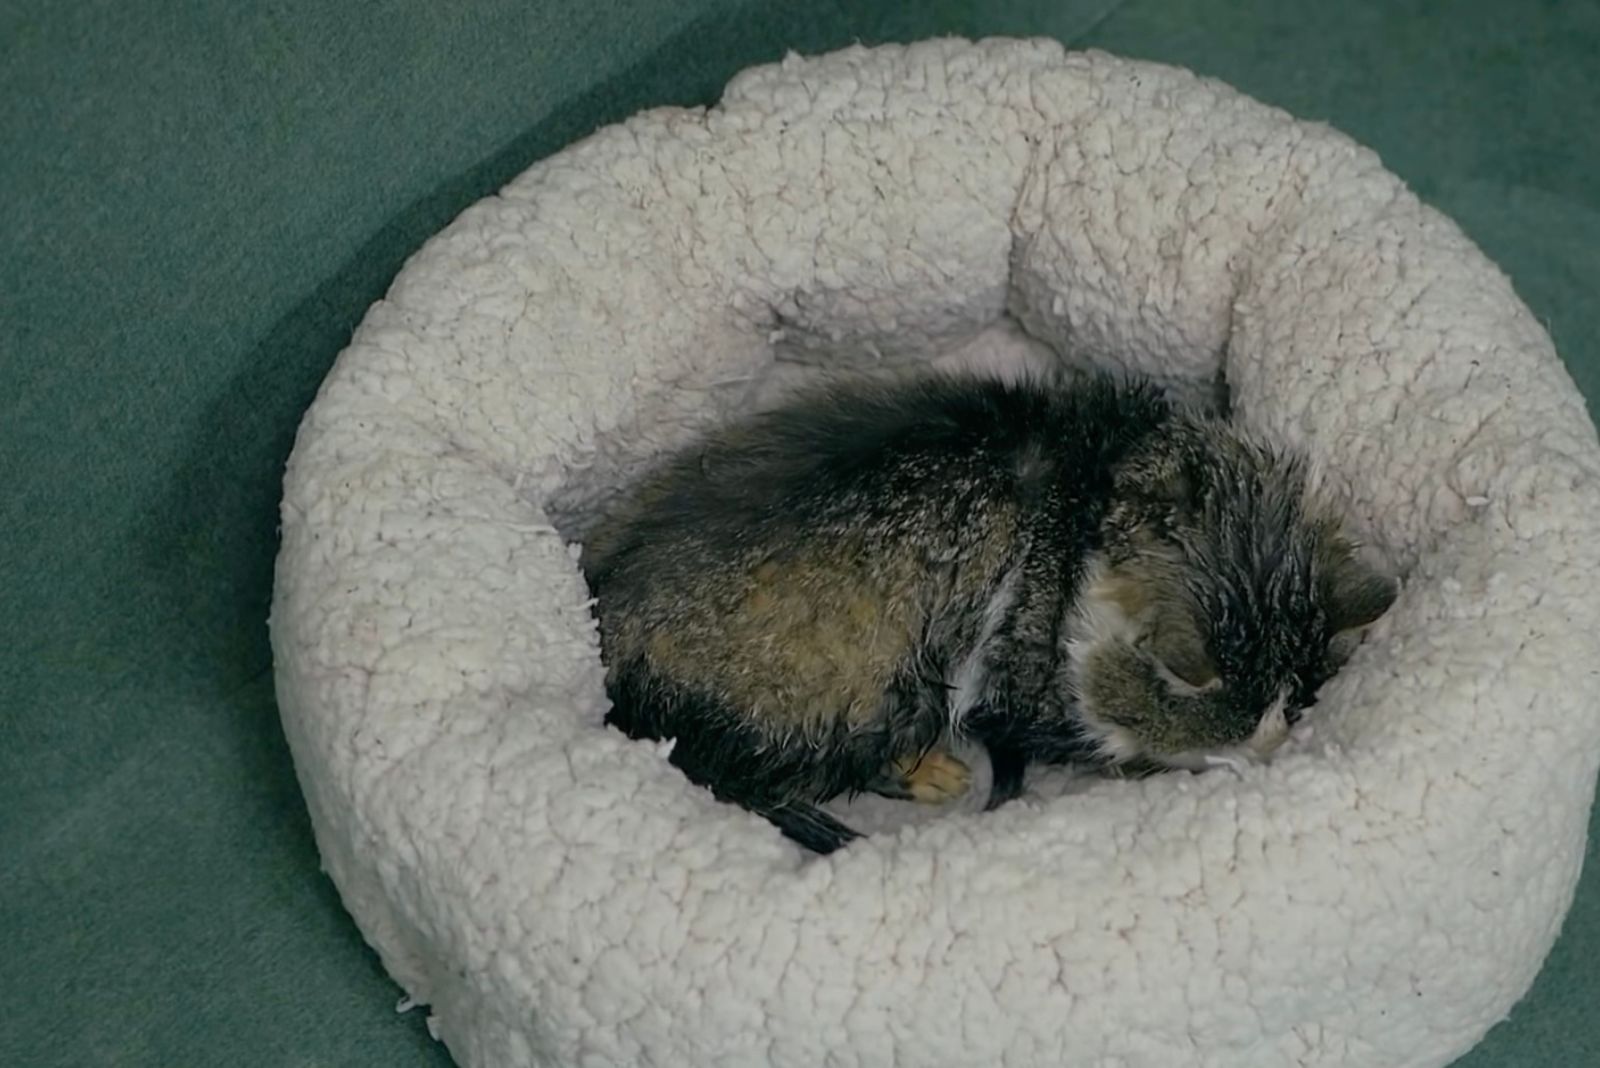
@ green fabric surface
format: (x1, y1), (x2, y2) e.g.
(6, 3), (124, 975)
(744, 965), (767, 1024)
(3, 0), (1595, 1064)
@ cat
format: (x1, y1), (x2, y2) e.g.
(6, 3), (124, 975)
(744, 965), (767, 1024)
(582, 370), (1397, 853)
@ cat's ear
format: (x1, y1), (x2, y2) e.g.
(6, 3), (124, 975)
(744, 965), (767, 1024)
(1321, 543), (1398, 634)
(1146, 614), (1221, 694)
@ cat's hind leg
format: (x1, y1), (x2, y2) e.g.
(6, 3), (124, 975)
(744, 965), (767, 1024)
(861, 655), (970, 803)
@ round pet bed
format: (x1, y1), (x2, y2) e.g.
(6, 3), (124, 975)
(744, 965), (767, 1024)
(271, 37), (1600, 1067)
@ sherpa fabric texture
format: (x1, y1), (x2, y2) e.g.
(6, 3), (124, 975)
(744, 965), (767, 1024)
(271, 37), (1600, 1068)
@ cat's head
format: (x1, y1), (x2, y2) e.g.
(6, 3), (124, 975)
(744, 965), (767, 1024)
(1066, 418), (1397, 770)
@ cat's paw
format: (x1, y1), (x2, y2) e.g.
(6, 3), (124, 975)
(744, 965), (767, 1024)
(894, 750), (973, 804)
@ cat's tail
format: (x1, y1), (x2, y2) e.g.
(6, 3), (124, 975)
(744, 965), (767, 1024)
(752, 800), (860, 855)
(604, 693), (862, 855)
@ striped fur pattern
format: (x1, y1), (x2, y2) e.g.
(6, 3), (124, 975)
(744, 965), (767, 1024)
(582, 371), (1396, 852)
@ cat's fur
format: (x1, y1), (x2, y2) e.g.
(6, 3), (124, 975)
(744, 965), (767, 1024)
(582, 371), (1397, 853)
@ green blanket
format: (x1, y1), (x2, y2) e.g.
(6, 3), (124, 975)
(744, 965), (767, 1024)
(4, 1), (1596, 1063)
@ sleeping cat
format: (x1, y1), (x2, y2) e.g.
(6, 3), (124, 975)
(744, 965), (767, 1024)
(582, 371), (1397, 853)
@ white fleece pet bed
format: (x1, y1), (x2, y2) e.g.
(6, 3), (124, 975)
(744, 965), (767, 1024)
(271, 38), (1600, 1067)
